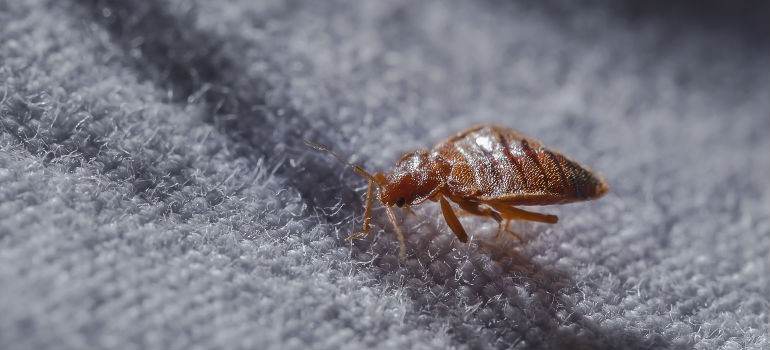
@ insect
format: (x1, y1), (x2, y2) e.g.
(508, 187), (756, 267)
(307, 125), (608, 258)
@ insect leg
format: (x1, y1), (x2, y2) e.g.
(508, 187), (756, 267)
(490, 204), (558, 243)
(450, 201), (550, 244)
(384, 205), (407, 260)
(439, 195), (469, 243)
(500, 220), (524, 244)
(455, 201), (503, 223)
(347, 179), (376, 241)
(490, 204), (558, 224)
(454, 200), (508, 240)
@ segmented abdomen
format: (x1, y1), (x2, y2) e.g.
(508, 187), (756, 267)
(433, 125), (607, 204)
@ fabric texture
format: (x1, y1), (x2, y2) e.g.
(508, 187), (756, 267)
(1, 1), (768, 349)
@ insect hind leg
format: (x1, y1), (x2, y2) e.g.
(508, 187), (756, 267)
(456, 201), (503, 222)
(499, 220), (524, 244)
(453, 200), (512, 241)
(490, 204), (558, 243)
(491, 204), (558, 224)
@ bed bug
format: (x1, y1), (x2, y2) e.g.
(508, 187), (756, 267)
(307, 125), (608, 258)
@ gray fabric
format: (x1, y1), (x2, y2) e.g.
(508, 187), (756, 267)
(1, 0), (768, 349)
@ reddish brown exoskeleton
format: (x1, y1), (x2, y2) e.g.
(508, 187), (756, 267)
(307, 125), (608, 258)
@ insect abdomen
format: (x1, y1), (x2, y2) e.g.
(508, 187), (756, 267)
(435, 125), (607, 204)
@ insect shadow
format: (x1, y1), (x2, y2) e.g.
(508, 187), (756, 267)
(343, 207), (666, 349)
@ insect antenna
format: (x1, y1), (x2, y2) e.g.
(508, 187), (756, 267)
(304, 140), (380, 184)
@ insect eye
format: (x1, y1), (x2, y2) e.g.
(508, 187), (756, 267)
(396, 197), (406, 207)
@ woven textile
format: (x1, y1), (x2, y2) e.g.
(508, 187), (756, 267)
(1, 1), (768, 348)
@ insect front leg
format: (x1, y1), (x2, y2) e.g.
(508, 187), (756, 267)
(384, 205), (407, 260)
(347, 179), (376, 241)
